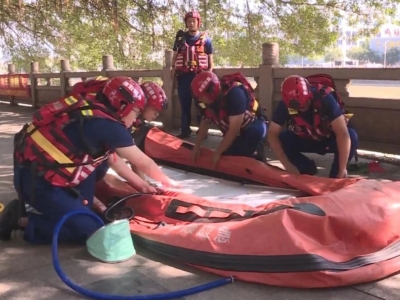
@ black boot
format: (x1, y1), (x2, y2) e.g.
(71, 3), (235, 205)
(0, 199), (23, 241)
(303, 160), (318, 176)
(176, 130), (192, 139)
(253, 142), (267, 163)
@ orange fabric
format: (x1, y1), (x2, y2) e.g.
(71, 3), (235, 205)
(143, 127), (360, 195)
(94, 127), (400, 288)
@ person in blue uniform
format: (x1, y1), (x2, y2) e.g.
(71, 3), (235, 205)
(171, 10), (214, 138)
(267, 75), (358, 178)
(190, 71), (267, 168)
(0, 77), (180, 244)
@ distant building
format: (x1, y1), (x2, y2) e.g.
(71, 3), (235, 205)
(336, 22), (400, 54)
(368, 24), (400, 54)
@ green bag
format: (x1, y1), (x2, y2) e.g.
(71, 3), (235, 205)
(86, 219), (136, 263)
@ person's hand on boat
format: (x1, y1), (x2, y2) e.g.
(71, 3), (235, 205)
(211, 151), (221, 169)
(146, 180), (159, 187)
(161, 178), (182, 189)
(137, 181), (158, 194)
(337, 168), (348, 178)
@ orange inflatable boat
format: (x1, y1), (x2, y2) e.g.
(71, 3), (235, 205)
(95, 126), (400, 288)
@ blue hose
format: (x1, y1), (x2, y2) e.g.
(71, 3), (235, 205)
(51, 210), (234, 300)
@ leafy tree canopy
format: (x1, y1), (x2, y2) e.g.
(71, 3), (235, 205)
(0, 0), (397, 71)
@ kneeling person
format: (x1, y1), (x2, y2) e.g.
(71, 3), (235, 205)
(0, 77), (179, 244)
(190, 71), (267, 168)
(267, 75), (358, 178)
(130, 81), (169, 181)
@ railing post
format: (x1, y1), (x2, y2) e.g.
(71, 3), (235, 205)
(30, 62), (39, 108)
(258, 42), (280, 121)
(102, 55), (115, 77)
(7, 64), (16, 106)
(161, 49), (174, 130)
(60, 59), (71, 96)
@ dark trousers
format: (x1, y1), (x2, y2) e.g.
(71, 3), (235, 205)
(14, 166), (105, 245)
(223, 119), (267, 157)
(279, 128), (358, 178)
(177, 73), (198, 134)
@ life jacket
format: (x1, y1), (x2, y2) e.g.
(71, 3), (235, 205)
(287, 76), (354, 140)
(174, 31), (209, 73)
(198, 72), (267, 133)
(13, 94), (121, 188)
(71, 76), (109, 98)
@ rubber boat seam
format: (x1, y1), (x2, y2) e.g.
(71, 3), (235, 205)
(131, 235), (400, 273)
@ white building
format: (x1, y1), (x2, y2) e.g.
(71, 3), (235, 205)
(368, 24), (400, 53)
(336, 21), (400, 54)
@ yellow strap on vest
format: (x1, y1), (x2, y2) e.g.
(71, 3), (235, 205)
(65, 96), (79, 105)
(252, 99), (259, 112)
(95, 76), (108, 81)
(80, 100), (94, 116)
(344, 112), (354, 119)
(27, 124), (76, 173)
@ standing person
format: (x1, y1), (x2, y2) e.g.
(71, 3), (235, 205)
(171, 10), (214, 138)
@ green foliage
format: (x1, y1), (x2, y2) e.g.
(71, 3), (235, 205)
(385, 47), (400, 65)
(324, 48), (343, 62)
(0, 0), (398, 71)
(347, 42), (382, 63)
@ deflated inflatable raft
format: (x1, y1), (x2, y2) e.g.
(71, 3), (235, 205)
(95, 126), (400, 288)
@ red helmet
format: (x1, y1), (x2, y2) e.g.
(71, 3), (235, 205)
(102, 77), (146, 118)
(191, 71), (221, 103)
(140, 81), (168, 112)
(281, 75), (313, 109)
(184, 11), (201, 27)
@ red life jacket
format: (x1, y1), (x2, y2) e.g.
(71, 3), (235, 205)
(199, 72), (266, 133)
(306, 73), (344, 107)
(174, 32), (209, 73)
(14, 94), (121, 188)
(71, 76), (109, 97)
(287, 82), (353, 140)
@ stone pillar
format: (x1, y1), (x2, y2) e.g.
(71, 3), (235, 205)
(262, 42), (279, 65)
(8, 63), (16, 74)
(60, 59), (71, 72)
(102, 55), (115, 71)
(258, 43), (280, 123)
(30, 62), (39, 108)
(30, 62), (39, 73)
(60, 59), (71, 96)
(161, 49), (174, 130)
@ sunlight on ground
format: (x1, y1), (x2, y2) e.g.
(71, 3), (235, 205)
(86, 264), (131, 276)
(377, 275), (400, 288)
(357, 149), (400, 160)
(347, 84), (400, 99)
(0, 283), (16, 294)
(0, 101), (32, 107)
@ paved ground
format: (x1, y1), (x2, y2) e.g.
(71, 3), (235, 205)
(1, 104), (400, 300)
